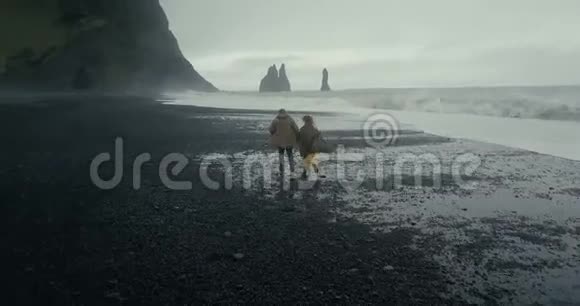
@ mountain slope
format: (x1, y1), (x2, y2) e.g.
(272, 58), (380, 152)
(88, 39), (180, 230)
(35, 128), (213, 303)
(0, 0), (217, 92)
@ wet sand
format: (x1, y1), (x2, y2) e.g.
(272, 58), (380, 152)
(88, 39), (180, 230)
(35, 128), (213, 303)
(0, 95), (579, 304)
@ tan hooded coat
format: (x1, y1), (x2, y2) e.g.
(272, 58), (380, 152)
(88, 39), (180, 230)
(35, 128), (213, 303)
(269, 111), (299, 148)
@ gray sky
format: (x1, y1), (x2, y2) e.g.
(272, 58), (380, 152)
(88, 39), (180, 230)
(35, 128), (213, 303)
(160, 0), (580, 90)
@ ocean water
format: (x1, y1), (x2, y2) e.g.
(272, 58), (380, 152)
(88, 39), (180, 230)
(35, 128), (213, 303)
(330, 86), (580, 122)
(163, 86), (580, 161)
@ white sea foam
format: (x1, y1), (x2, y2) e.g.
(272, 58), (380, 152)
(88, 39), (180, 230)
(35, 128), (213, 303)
(162, 87), (580, 161)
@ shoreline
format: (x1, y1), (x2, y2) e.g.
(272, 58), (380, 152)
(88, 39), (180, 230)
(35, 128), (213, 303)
(0, 95), (579, 304)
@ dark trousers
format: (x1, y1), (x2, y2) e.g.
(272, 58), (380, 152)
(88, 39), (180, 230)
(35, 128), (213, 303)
(278, 147), (295, 173)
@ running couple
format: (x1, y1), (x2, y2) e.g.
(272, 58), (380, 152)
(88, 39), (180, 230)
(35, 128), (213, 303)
(269, 108), (328, 179)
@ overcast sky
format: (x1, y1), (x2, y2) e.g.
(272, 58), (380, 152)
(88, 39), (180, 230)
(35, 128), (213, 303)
(160, 0), (580, 91)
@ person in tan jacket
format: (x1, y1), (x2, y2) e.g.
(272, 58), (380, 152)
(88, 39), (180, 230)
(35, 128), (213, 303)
(269, 109), (299, 174)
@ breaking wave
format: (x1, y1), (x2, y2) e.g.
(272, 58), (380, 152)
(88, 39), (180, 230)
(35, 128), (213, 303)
(337, 86), (580, 122)
(166, 85), (580, 122)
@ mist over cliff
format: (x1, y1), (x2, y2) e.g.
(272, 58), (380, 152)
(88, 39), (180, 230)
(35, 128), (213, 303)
(0, 0), (217, 93)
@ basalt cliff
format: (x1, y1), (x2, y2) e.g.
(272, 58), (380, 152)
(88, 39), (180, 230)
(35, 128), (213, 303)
(0, 0), (217, 92)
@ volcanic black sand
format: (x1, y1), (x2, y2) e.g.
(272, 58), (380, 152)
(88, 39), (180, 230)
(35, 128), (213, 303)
(1, 95), (579, 304)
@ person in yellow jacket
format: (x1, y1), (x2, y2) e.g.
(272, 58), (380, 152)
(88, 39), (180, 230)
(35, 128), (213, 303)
(298, 115), (326, 179)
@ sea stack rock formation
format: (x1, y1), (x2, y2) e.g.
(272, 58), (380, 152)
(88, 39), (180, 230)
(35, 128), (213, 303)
(0, 0), (217, 92)
(259, 63), (291, 92)
(321, 68), (331, 91)
(278, 64), (291, 92)
(259, 65), (279, 93)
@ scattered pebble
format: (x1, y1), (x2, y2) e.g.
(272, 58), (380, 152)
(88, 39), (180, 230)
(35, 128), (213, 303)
(233, 253), (244, 260)
(383, 265), (395, 272)
(104, 291), (121, 299)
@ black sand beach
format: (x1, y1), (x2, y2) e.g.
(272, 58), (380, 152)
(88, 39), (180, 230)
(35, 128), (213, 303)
(1, 95), (579, 304)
